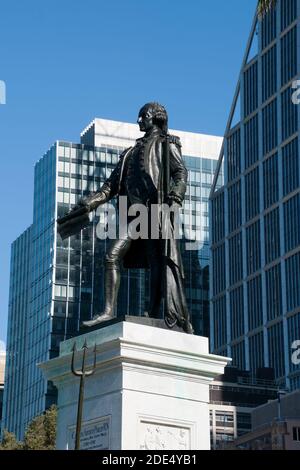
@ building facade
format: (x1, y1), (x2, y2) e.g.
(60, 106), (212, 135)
(3, 118), (222, 439)
(0, 351), (5, 433)
(2, 227), (33, 438)
(210, 0), (300, 390)
(209, 366), (278, 449)
(225, 389), (300, 450)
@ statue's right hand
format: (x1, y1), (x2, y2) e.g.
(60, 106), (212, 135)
(70, 198), (90, 214)
(73, 192), (107, 213)
(57, 200), (89, 225)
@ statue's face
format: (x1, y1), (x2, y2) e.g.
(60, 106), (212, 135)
(137, 106), (154, 132)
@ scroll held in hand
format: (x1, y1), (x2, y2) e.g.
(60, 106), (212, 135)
(57, 206), (91, 240)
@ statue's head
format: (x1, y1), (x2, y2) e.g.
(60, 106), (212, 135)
(137, 102), (168, 134)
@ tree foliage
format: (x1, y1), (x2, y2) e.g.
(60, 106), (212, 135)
(0, 430), (23, 450)
(258, 0), (277, 18)
(23, 405), (57, 450)
(0, 405), (57, 451)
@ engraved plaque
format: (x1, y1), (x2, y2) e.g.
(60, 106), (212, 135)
(68, 416), (110, 450)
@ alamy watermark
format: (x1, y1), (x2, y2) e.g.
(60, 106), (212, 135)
(91, 196), (204, 251)
(0, 80), (6, 104)
(291, 80), (300, 105)
(291, 340), (300, 366)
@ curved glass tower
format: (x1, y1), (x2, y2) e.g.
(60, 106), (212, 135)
(210, 0), (300, 391)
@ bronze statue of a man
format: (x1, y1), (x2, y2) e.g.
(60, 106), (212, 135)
(59, 103), (193, 334)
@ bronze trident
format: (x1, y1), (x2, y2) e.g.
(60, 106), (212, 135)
(71, 339), (97, 450)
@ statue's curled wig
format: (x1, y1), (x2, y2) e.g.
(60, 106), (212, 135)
(140, 102), (168, 134)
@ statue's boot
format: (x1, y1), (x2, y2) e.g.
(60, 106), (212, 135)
(164, 312), (194, 334)
(82, 266), (120, 327)
(182, 319), (194, 335)
(165, 315), (177, 328)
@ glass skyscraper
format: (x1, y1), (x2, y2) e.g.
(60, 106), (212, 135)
(210, 0), (300, 391)
(3, 118), (222, 439)
(0, 351), (5, 434)
(3, 227), (33, 439)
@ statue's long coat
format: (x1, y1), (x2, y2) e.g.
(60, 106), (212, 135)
(87, 131), (189, 324)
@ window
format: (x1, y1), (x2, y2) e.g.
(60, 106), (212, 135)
(231, 341), (246, 370)
(212, 192), (225, 243)
(215, 433), (234, 446)
(54, 285), (67, 298)
(281, 26), (297, 86)
(213, 296), (227, 349)
(237, 413), (251, 431)
(202, 158), (212, 172)
(266, 264), (282, 321)
(55, 267), (68, 284)
(288, 313), (300, 373)
(262, 45), (277, 102)
(268, 322), (285, 379)
(263, 99), (278, 155)
(228, 181), (242, 233)
(248, 275), (263, 330)
(282, 138), (299, 197)
(229, 232), (243, 285)
(293, 427), (300, 442)
(213, 244), (226, 296)
(263, 153), (278, 209)
(261, 8), (276, 50)
(230, 286), (244, 340)
(244, 114), (259, 169)
(281, 0), (297, 31)
(215, 411), (234, 426)
(286, 253), (300, 312)
(264, 208), (280, 264)
(58, 145), (66, 158)
(244, 62), (258, 117)
(246, 220), (261, 276)
(249, 333), (264, 373)
(290, 376), (300, 390)
(227, 128), (241, 182)
(245, 167), (260, 221)
(281, 87), (298, 141)
(284, 194), (300, 253)
(58, 161), (64, 172)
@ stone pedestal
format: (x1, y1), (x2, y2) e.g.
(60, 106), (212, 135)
(40, 318), (229, 450)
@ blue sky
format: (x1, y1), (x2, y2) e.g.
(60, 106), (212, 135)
(0, 0), (257, 344)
